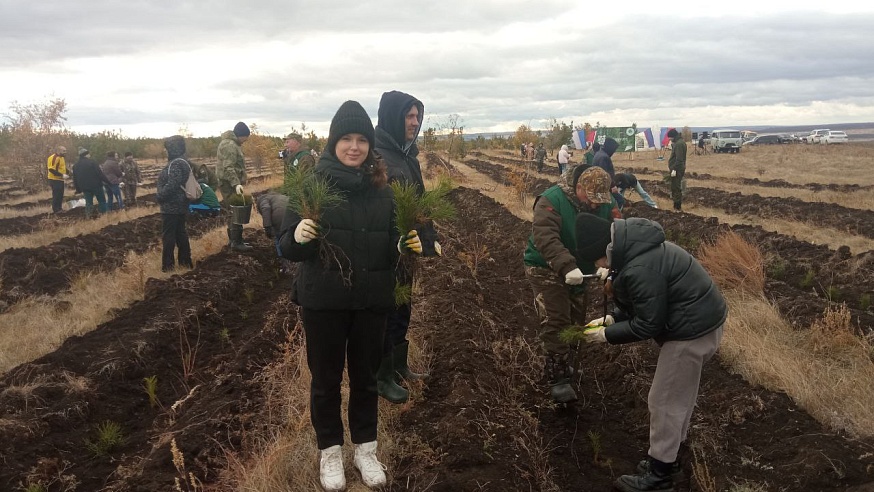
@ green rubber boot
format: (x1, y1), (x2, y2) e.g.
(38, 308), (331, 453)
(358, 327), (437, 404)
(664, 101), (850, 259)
(377, 354), (409, 404)
(392, 341), (428, 382)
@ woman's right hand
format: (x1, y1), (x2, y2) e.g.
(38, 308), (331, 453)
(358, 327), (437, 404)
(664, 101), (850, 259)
(294, 219), (319, 244)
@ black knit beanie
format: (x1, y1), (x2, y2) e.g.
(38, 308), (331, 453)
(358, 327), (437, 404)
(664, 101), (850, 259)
(575, 213), (613, 262)
(327, 100), (375, 156)
(233, 121), (251, 138)
(667, 128), (679, 138)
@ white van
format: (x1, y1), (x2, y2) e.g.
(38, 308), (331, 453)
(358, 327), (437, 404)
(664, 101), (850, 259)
(710, 129), (743, 153)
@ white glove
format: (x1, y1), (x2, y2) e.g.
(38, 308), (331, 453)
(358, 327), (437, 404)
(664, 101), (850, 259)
(582, 326), (608, 343)
(398, 230), (423, 254)
(294, 219), (319, 244)
(595, 267), (610, 281)
(586, 315), (615, 327)
(565, 268), (584, 285)
(670, 170), (677, 177)
(137, 182), (144, 186)
(433, 240), (443, 256)
(62, 174), (69, 179)
(235, 185), (244, 195)
(119, 182), (124, 187)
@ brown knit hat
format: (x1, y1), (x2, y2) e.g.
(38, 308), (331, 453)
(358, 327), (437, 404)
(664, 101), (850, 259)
(327, 101), (375, 155)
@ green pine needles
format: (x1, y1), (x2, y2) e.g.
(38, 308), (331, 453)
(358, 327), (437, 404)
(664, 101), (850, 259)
(283, 166), (344, 223)
(392, 174), (456, 236)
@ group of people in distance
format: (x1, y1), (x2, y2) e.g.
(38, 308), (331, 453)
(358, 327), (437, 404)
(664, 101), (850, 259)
(50, 88), (707, 491)
(45, 147), (143, 216)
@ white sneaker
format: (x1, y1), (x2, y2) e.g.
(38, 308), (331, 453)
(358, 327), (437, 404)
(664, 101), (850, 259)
(319, 445), (346, 491)
(353, 441), (387, 488)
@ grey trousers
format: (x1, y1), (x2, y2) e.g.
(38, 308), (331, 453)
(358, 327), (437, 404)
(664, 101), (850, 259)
(647, 325), (723, 463)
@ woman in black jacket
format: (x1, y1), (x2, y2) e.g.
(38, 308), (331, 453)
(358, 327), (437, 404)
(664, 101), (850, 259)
(155, 135), (193, 272)
(575, 215), (727, 492)
(278, 101), (412, 491)
(72, 147), (110, 216)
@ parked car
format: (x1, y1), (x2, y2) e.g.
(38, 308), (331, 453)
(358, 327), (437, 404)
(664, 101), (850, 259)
(710, 129), (743, 153)
(820, 131), (849, 144)
(807, 129), (831, 144)
(743, 134), (783, 146)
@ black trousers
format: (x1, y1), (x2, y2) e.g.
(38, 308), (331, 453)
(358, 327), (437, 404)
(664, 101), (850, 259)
(49, 179), (65, 213)
(302, 308), (385, 450)
(161, 213), (192, 271)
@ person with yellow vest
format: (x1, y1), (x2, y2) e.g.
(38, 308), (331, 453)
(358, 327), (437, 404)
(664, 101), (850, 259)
(47, 146), (68, 213)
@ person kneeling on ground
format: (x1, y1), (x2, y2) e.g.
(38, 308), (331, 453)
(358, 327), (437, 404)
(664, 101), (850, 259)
(614, 172), (658, 209)
(574, 214), (727, 492)
(188, 181), (222, 217)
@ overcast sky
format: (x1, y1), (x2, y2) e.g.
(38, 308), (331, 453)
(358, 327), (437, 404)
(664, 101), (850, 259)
(2, 0), (873, 138)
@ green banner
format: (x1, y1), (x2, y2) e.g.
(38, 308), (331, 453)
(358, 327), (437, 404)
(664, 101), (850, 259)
(594, 127), (637, 153)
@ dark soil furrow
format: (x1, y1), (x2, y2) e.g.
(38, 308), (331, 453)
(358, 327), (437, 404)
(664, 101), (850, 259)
(395, 185), (874, 491)
(0, 234), (293, 490)
(638, 178), (874, 240)
(0, 212), (225, 308)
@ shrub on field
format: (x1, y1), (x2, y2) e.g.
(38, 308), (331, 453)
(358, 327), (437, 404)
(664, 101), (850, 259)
(2, 97), (70, 191)
(697, 230), (764, 296)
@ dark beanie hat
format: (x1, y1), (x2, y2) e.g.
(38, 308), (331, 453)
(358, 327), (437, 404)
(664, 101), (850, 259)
(575, 213), (613, 263)
(667, 128), (679, 138)
(327, 100), (375, 155)
(233, 121), (251, 138)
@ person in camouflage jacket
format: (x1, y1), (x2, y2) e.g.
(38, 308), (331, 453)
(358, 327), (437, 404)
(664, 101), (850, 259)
(120, 152), (143, 206)
(522, 165), (620, 403)
(216, 121), (252, 252)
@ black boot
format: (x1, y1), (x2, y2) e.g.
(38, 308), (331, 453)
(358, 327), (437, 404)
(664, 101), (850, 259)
(673, 201), (682, 211)
(616, 457), (675, 492)
(377, 354), (409, 404)
(545, 353), (577, 403)
(392, 341), (428, 382)
(228, 225), (253, 252)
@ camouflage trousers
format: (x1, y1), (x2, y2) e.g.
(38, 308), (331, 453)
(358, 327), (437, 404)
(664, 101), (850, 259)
(525, 265), (589, 356)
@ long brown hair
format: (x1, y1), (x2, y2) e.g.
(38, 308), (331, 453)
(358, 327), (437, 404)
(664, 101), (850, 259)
(361, 150), (388, 188)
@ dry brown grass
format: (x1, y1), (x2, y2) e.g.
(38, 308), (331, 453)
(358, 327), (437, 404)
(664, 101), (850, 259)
(0, 204), (51, 219)
(451, 160), (534, 221)
(0, 206), (159, 254)
(699, 231), (874, 437)
(220, 310), (431, 491)
(697, 230), (765, 295)
(649, 195), (874, 254)
(0, 226), (230, 374)
(684, 178), (874, 211)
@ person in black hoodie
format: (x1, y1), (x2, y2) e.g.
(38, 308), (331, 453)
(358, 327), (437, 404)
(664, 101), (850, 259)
(278, 100), (409, 491)
(593, 137), (622, 207)
(156, 135), (193, 272)
(373, 90), (434, 404)
(574, 214), (727, 492)
(72, 147), (109, 217)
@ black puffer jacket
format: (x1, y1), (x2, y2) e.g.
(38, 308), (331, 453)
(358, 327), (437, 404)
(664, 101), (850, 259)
(72, 157), (109, 193)
(605, 218), (727, 345)
(375, 90), (440, 255)
(278, 153), (398, 311)
(156, 153), (191, 215)
(375, 90), (425, 193)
